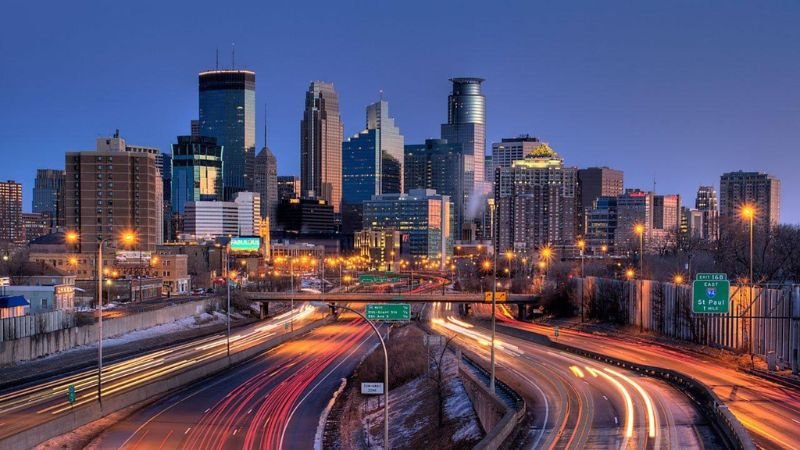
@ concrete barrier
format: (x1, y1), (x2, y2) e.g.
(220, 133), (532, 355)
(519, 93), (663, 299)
(497, 323), (756, 450)
(459, 362), (525, 450)
(0, 298), (223, 365)
(0, 313), (330, 450)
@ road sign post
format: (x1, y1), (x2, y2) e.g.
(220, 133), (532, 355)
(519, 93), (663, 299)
(692, 273), (730, 314)
(67, 384), (76, 405)
(361, 382), (385, 395)
(366, 303), (410, 321)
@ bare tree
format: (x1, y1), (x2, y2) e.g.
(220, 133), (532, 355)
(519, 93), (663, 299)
(429, 333), (457, 428)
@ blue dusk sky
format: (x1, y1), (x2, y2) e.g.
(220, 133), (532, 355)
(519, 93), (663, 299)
(1, 1), (798, 223)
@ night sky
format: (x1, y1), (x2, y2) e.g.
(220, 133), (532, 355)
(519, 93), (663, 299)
(1, 1), (798, 223)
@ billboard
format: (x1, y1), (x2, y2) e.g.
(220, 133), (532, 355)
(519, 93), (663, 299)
(115, 251), (152, 267)
(230, 237), (261, 253)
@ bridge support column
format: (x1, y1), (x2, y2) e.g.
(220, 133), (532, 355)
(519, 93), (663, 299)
(517, 304), (526, 321)
(260, 302), (269, 319)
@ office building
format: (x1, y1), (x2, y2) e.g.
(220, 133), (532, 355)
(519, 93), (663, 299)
(491, 135), (548, 170)
(494, 145), (578, 253)
(254, 146), (278, 224)
(614, 189), (653, 254)
(585, 196), (618, 255)
(199, 70), (256, 200)
(32, 169), (64, 228)
(276, 197), (334, 235)
(234, 191), (260, 236)
(484, 155), (494, 183)
(680, 207), (705, 240)
(183, 201), (239, 238)
(363, 189), (452, 266)
(366, 100), (404, 193)
(22, 212), (50, 242)
(695, 185), (719, 240)
(160, 152), (173, 241)
(652, 194), (681, 249)
(64, 134), (161, 253)
(577, 167), (624, 237)
(355, 229), (400, 270)
(300, 81), (343, 212)
(404, 139), (469, 235)
(171, 135), (224, 215)
(441, 77), (485, 191)
(277, 176), (301, 201)
(0, 180), (23, 242)
(342, 129), (379, 233)
(719, 171), (780, 226)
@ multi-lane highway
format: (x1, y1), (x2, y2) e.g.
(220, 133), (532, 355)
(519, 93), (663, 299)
(482, 306), (800, 450)
(431, 302), (722, 449)
(0, 305), (319, 443)
(94, 313), (377, 450)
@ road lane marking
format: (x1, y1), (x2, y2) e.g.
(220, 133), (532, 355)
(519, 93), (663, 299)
(603, 395), (608, 401)
(614, 417), (618, 425)
(156, 430), (173, 450)
(793, 418), (800, 424)
(184, 427), (191, 434)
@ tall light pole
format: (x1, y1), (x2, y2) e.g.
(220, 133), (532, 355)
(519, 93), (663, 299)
(741, 205), (755, 286)
(489, 200), (497, 393)
(634, 224), (645, 277)
(577, 239), (585, 278)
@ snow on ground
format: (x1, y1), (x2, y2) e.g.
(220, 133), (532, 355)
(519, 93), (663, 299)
(102, 312), (227, 346)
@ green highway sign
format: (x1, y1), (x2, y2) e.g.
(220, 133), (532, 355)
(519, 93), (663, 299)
(67, 384), (76, 404)
(366, 303), (410, 321)
(696, 273), (727, 281)
(692, 279), (730, 314)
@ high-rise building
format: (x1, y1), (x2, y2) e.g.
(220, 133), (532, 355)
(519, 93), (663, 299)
(342, 129), (380, 234)
(183, 201), (239, 238)
(695, 185), (719, 240)
(484, 155), (494, 183)
(366, 100), (404, 193)
(404, 139), (469, 235)
(719, 171), (780, 225)
(277, 176), (300, 201)
(577, 167), (625, 212)
(363, 189), (452, 266)
(0, 180), (22, 242)
(276, 197), (335, 235)
(614, 189), (653, 254)
(65, 135), (160, 253)
(160, 152), (173, 241)
(300, 81), (343, 213)
(22, 212), (50, 242)
(171, 135), (224, 215)
(441, 77), (485, 191)
(491, 135), (548, 170)
(234, 191), (260, 236)
(586, 196), (618, 255)
(254, 146), (278, 224)
(199, 70), (256, 200)
(494, 145), (577, 253)
(652, 194), (681, 249)
(32, 169), (64, 229)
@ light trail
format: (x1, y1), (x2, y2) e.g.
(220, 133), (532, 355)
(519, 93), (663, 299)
(585, 366), (634, 445)
(605, 367), (657, 439)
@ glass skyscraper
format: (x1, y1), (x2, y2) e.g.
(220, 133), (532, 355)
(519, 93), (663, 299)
(366, 100), (404, 193)
(171, 135), (224, 215)
(441, 77), (485, 189)
(32, 168), (64, 227)
(404, 139), (469, 236)
(199, 70), (255, 201)
(300, 81), (343, 213)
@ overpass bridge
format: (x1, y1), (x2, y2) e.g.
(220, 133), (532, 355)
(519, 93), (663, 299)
(245, 292), (540, 304)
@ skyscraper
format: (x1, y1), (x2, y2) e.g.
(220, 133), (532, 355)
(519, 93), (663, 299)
(199, 70), (256, 200)
(65, 134), (160, 253)
(494, 146), (577, 253)
(342, 129), (380, 233)
(615, 189), (653, 254)
(32, 169), (64, 228)
(491, 135), (547, 170)
(441, 77), (485, 191)
(277, 176), (300, 201)
(404, 139), (469, 234)
(170, 135), (224, 215)
(254, 146), (279, 225)
(0, 180), (22, 242)
(695, 185), (719, 240)
(719, 171), (780, 226)
(234, 191), (260, 236)
(300, 81), (343, 213)
(366, 100), (404, 193)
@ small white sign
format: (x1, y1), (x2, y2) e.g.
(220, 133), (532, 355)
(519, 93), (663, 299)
(361, 382), (384, 395)
(424, 335), (445, 346)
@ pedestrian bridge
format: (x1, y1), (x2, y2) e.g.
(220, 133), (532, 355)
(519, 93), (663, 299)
(245, 292), (539, 304)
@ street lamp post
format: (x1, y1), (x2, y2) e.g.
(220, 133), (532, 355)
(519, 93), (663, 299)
(577, 239), (585, 321)
(490, 201), (498, 393)
(634, 224), (646, 333)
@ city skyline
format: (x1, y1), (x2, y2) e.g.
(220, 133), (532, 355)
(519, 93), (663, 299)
(1, 2), (798, 223)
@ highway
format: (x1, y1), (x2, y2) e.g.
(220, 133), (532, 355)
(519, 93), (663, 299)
(0, 305), (320, 442)
(487, 305), (800, 450)
(95, 314), (377, 450)
(431, 302), (722, 449)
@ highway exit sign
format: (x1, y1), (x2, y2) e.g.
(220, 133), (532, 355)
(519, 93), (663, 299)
(484, 291), (508, 302)
(692, 278), (730, 314)
(366, 303), (410, 321)
(696, 273), (727, 281)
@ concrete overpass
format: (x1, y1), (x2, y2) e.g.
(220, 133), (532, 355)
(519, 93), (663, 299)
(245, 292), (539, 304)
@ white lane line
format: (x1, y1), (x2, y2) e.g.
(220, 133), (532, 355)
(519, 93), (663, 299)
(247, 408), (253, 414)
(792, 418), (800, 424)
(507, 367), (549, 450)
(184, 427), (191, 435)
(203, 408), (210, 414)
(614, 417), (618, 425)
(603, 395), (609, 401)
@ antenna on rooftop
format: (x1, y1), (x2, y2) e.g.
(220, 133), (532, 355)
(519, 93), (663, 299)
(231, 42), (235, 69)
(379, 89), (384, 101)
(215, 48), (219, 70)
(264, 103), (268, 147)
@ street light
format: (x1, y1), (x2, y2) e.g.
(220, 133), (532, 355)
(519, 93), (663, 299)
(576, 239), (586, 278)
(634, 224), (645, 277)
(66, 229), (136, 404)
(740, 204), (756, 286)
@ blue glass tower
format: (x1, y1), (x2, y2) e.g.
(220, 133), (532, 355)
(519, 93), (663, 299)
(171, 135), (224, 214)
(199, 70), (255, 200)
